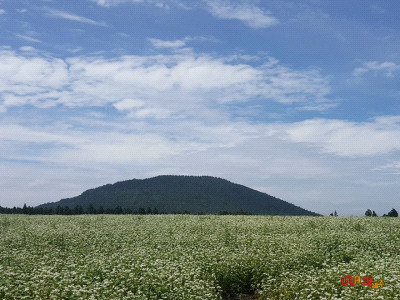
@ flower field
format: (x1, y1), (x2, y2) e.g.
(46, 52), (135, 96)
(0, 214), (399, 299)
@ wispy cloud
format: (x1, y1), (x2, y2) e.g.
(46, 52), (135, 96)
(148, 36), (219, 49)
(88, 0), (278, 28)
(0, 9), (6, 14)
(19, 46), (37, 52)
(369, 4), (387, 15)
(90, 0), (150, 8)
(44, 8), (107, 26)
(297, 103), (338, 111)
(353, 61), (400, 77)
(203, 0), (278, 28)
(148, 38), (186, 49)
(148, 36), (220, 49)
(15, 34), (42, 43)
(273, 118), (400, 157)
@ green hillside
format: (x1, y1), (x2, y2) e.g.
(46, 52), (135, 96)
(38, 175), (318, 215)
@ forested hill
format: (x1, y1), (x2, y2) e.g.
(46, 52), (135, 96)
(38, 175), (318, 215)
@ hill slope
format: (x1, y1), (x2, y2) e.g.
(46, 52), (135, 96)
(38, 175), (318, 215)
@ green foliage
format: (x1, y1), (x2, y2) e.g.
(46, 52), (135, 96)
(366, 209), (378, 217)
(387, 208), (398, 217)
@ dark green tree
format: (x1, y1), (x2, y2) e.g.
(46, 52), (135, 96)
(114, 206), (123, 214)
(22, 203), (28, 214)
(387, 208), (398, 217)
(73, 205), (84, 214)
(87, 203), (96, 214)
(365, 209), (372, 217)
(55, 205), (64, 215)
(64, 206), (72, 215)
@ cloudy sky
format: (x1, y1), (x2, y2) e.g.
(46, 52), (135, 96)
(1, 0), (400, 215)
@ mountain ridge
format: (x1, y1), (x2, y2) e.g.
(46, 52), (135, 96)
(38, 175), (319, 216)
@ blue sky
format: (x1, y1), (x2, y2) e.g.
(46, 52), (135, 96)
(1, 0), (400, 215)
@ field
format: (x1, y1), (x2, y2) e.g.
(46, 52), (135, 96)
(0, 215), (399, 299)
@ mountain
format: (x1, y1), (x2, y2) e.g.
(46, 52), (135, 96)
(38, 175), (318, 215)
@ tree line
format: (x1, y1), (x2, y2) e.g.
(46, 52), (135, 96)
(0, 203), (252, 216)
(364, 208), (398, 217)
(328, 208), (399, 217)
(1, 203), (398, 217)
(0, 204), (159, 215)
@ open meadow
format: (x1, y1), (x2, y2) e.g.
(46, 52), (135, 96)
(0, 214), (399, 299)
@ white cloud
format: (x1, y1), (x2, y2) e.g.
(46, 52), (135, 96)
(273, 118), (400, 157)
(90, 0), (151, 7)
(19, 46), (36, 52)
(88, 0), (278, 28)
(128, 107), (172, 119)
(148, 36), (220, 49)
(0, 9), (5, 14)
(297, 103), (338, 111)
(0, 50), (68, 104)
(148, 38), (186, 49)
(0, 49), (331, 112)
(374, 161), (400, 171)
(114, 99), (172, 119)
(353, 61), (400, 77)
(15, 34), (42, 43)
(203, 0), (278, 28)
(44, 8), (107, 26)
(113, 98), (145, 110)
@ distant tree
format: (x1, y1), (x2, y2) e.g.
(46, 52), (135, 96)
(73, 205), (84, 214)
(87, 203), (96, 214)
(55, 205), (64, 215)
(138, 207), (146, 215)
(365, 209), (372, 217)
(387, 208), (398, 217)
(372, 210), (377, 217)
(97, 206), (104, 214)
(124, 207), (133, 214)
(105, 207), (114, 214)
(114, 206), (123, 214)
(22, 203), (28, 214)
(44, 207), (54, 215)
(64, 206), (71, 215)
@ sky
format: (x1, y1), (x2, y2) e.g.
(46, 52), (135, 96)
(1, 0), (400, 215)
